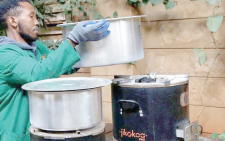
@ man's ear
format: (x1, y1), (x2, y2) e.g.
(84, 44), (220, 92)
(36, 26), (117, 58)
(7, 16), (18, 28)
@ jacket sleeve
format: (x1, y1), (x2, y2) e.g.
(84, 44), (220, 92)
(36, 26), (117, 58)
(0, 40), (81, 85)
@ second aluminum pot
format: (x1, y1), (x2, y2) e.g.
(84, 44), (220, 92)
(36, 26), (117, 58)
(22, 77), (111, 131)
(57, 15), (146, 68)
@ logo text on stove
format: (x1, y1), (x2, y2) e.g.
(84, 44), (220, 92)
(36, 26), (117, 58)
(120, 129), (146, 141)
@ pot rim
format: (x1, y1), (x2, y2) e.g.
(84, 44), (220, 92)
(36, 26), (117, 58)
(22, 77), (112, 92)
(112, 74), (189, 87)
(57, 15), (147, 27)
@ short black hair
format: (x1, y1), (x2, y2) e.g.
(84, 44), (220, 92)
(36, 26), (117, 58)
(0, 0), (30, 30)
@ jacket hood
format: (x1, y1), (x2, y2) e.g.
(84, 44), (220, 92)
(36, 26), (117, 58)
(0, 36), (37, 55)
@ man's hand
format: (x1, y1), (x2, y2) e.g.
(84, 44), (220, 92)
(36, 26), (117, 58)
(67, 19), (110, 45)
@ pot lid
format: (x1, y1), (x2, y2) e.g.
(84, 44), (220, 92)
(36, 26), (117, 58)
(112, 74), (189, 88)
(57, 15), (146, 27)
(22, 77), (112, 92)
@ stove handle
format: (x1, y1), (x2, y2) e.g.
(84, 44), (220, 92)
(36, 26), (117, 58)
(196, 125), (203, 136)
(118, 100), (143, 117)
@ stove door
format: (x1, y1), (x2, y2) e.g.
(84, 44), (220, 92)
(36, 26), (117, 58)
(176, 121), (202, 141)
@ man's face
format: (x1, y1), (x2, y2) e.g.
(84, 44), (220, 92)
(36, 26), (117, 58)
(17, 2), (39, 42)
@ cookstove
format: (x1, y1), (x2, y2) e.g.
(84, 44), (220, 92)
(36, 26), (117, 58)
(22, 77), (111, 141)
(111, 73), (202, 141)
(29, 122), (106, 141)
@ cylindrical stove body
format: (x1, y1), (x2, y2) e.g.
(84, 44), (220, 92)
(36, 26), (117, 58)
(111, 74), (189, 141)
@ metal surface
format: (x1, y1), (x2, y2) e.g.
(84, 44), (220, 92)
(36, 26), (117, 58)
(112, 74), (189, 87)
(184, 121), (202, 141)
(29, 122), (105, 139)
(180, 92), (189, 107)
(28, 88), (102, 131)
(112, 74), (189, 141)
(22, 77), (111, 91)
(57, 15), (146, 68)
(176, 121), (201, 141)
(22, 77), (112, 131)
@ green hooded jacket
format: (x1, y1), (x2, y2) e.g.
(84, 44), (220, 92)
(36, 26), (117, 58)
(0, 38), (81, 141)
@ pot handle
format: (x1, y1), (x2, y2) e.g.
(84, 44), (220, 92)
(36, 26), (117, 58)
(118, 100), (143, 117)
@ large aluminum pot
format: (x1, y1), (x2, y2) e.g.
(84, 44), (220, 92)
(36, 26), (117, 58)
(57, 15), (146, 68)
(22, 77), (111, 131)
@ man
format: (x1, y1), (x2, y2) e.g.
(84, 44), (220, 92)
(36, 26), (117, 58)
(0, 0), (110, 140)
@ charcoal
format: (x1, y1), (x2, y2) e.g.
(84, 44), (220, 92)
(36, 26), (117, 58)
(139, 77), (156, 83)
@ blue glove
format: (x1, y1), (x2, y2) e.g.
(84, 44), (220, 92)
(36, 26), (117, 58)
(67, 19), (110, 45)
